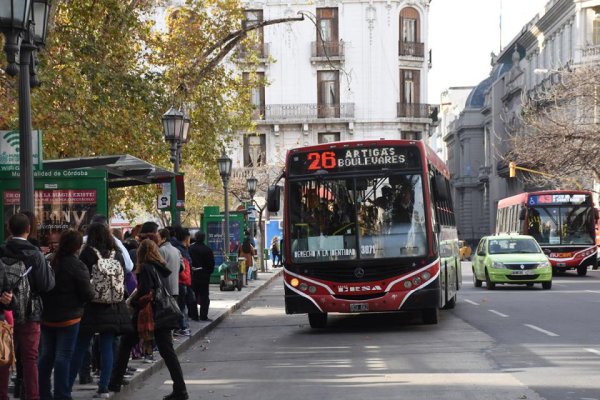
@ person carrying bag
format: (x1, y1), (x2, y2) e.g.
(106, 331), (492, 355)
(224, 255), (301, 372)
(109, 239), (188, 400)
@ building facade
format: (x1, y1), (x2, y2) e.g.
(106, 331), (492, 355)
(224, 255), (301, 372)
(445, 0), (600, 246)
(231, 0), (437, 174)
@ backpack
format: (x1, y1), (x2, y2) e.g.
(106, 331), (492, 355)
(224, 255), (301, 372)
(0, 256), (34, 324)
(90, 248), (124, 304)
(0, 321), (14, 367)
(179, 257), (191, 287)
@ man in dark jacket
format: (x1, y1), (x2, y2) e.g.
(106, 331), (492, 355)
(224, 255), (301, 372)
(0, 213), (55, 400)
(188, 231), (215, 321)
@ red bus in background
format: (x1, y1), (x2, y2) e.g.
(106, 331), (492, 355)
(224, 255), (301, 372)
(496, 190), (598, 275)
(267, 140), (460, 328)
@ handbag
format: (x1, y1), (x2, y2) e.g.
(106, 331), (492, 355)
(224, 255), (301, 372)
(152, 268), (183, 330)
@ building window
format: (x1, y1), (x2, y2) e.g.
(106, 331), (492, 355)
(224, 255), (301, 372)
(401, 131), (420, 140)
(243, 10), (265, 57)
(318, 132), (340, 144)
(317, 70), (340, 118)
(316, 8), (339, 56)
(594, 7), (600, 45)
(243, 72), (265, 120)
(400, 69), (420, 104)
(243, 134), (266, 167)
(400, 7), (419, 43)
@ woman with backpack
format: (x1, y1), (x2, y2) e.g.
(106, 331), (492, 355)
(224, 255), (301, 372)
(68, 223), (132, 399)
(109, 239), (188, 400)
(238, 237), (256, 278)
(39, 229), (94, 400)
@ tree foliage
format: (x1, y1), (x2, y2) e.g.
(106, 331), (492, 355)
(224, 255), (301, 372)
(508, 65), (600, 187)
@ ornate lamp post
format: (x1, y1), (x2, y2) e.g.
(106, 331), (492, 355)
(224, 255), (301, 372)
(0, 0), (50, 213)
(217, 151), (232, 261)
(162, 106), (191, 225)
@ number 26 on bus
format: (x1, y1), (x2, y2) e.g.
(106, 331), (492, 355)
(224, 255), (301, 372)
(307, 151), (336, 171)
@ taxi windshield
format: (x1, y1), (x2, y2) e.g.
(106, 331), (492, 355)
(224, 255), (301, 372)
(488, 238), (541, 254)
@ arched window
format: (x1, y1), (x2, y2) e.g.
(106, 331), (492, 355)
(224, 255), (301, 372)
(400, 7), (420, 43)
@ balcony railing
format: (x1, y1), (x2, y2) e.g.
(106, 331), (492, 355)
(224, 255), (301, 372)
(255, 103), (355, 121)
(398, 41), (425, 58)
(397, 103), (438, 119)
(582, 44), (600, 58)
(237, 42), (270, 59)
(311, 40), (345, 58)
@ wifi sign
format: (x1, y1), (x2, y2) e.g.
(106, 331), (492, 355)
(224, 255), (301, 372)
(3, 131), (19, 151)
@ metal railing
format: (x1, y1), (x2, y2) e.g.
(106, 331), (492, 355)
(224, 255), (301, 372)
(398, 41), (425, 58)
(238, 42), (270, 59)
(311, 40), (345, 58)
(255, 103), (355, 120)
(397, 103), (437, 119)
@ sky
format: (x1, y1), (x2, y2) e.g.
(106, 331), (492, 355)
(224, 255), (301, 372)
(428, 0), (549, 101)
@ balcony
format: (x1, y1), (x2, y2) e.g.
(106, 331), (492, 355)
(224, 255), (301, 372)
(310, 41), (345, 63)
(253, 103), (355, 122)
(237, 43), (270, 60)
(397, 103), (438, 120)
(398, 41), (425, 58)
(581, 44), (600, 62)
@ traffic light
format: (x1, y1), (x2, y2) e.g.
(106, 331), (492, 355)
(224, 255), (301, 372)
(509, 161), (516, 178)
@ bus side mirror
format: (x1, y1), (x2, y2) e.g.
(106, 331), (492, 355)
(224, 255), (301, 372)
(519, 208), (526, 221)
(267, 185), (281, 212)
(433, 175), (449, 202)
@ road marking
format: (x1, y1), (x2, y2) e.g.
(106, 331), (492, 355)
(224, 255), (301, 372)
(585, 290), (600, 294)
(585, 348), (600, 357)
(463, 299), (479, 306)
(489, 309), (508, 318)
(524, 324), (559, 337)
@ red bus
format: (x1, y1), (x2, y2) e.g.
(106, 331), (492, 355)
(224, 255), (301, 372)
(267, 140), (460, 328)
(496, 190), (598, 275)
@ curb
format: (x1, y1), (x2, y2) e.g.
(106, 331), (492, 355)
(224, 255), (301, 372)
(110, 269), (283, 398)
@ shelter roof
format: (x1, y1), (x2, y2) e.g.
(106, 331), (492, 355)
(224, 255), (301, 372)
(43, 155), (175, 188)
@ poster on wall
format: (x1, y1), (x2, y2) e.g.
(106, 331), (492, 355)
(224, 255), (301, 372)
(3, 189), (98, 254)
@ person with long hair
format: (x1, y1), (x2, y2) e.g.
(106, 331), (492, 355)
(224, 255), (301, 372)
(109, 239), (188, 400)
(39, 230), (94, 400)
(68, 223), (132, 399)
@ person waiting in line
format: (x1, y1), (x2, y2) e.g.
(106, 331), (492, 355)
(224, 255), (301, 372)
(109, 240), (188, 400)
(238, 237), (256, 276)
(271, 236), (281, 267)
(188, 232), (215, 322)
(39, 229), (94, 400)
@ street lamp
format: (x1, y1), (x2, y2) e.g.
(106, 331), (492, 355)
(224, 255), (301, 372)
(246, 174), (257, 236)
(0, 0), (50, 213)
(162, 106), (191, 225)
(217, 151), (232, 260)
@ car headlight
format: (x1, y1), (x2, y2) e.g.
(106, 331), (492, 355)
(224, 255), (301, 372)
(537, 261), (551, 269)
(492, 261), (505, 269)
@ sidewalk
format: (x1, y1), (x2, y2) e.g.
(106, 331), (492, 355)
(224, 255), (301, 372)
(71, 267), (283, 399)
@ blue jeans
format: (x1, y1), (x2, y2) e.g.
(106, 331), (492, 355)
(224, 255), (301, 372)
(69, 331), (115, 391)
(39, 323), (80, 400)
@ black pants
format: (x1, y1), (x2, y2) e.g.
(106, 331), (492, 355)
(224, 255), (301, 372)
(110, 326), (186, 395)
(194, 279), (210, 320)
(185, 286), (198, 320)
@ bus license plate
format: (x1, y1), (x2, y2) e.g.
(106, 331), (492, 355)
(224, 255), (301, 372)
(350, 303), (369, 312)
(557, 263), (566, 267)
(512, 270), (534, 276)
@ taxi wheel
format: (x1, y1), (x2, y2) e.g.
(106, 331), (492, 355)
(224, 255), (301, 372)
(485, 270), (495, 290)
(472, 268), (482, 288)
(577, 265), (588, 276)
(542, 281), (552, 290)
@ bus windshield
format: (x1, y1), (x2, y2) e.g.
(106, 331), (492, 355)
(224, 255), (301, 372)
(288, 173), (427, 263)
(528, 205), (595, 245)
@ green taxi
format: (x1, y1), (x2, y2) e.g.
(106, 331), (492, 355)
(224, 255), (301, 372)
(472, 234), (552, 290)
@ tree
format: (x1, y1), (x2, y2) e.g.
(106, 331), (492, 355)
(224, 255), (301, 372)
(507, 65), (600, 188)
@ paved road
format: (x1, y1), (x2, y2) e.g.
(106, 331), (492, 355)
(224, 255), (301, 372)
(128, 263), (600, 400)
(457, 263), (600, 400)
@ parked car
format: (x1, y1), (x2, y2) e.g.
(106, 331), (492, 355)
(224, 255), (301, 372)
(472, 234), (552, 290)
(458, 240), (472, 261)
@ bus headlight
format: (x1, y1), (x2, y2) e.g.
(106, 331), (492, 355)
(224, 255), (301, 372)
(492, 262), (505, 269)
(403, 281), (413, 289)
(290, 278), (300, 287)
(299, 283), (308, 291)
(537, 261), (551, 269)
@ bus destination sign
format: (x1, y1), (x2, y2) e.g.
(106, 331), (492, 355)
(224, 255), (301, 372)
(529, 194), (589, 206)
(289, 146), (421, 175)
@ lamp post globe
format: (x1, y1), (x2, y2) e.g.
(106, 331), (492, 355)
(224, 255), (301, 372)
(162, 106), (187, 225)
(0, 0), (33, 76)
(246, 175), (257, 200)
